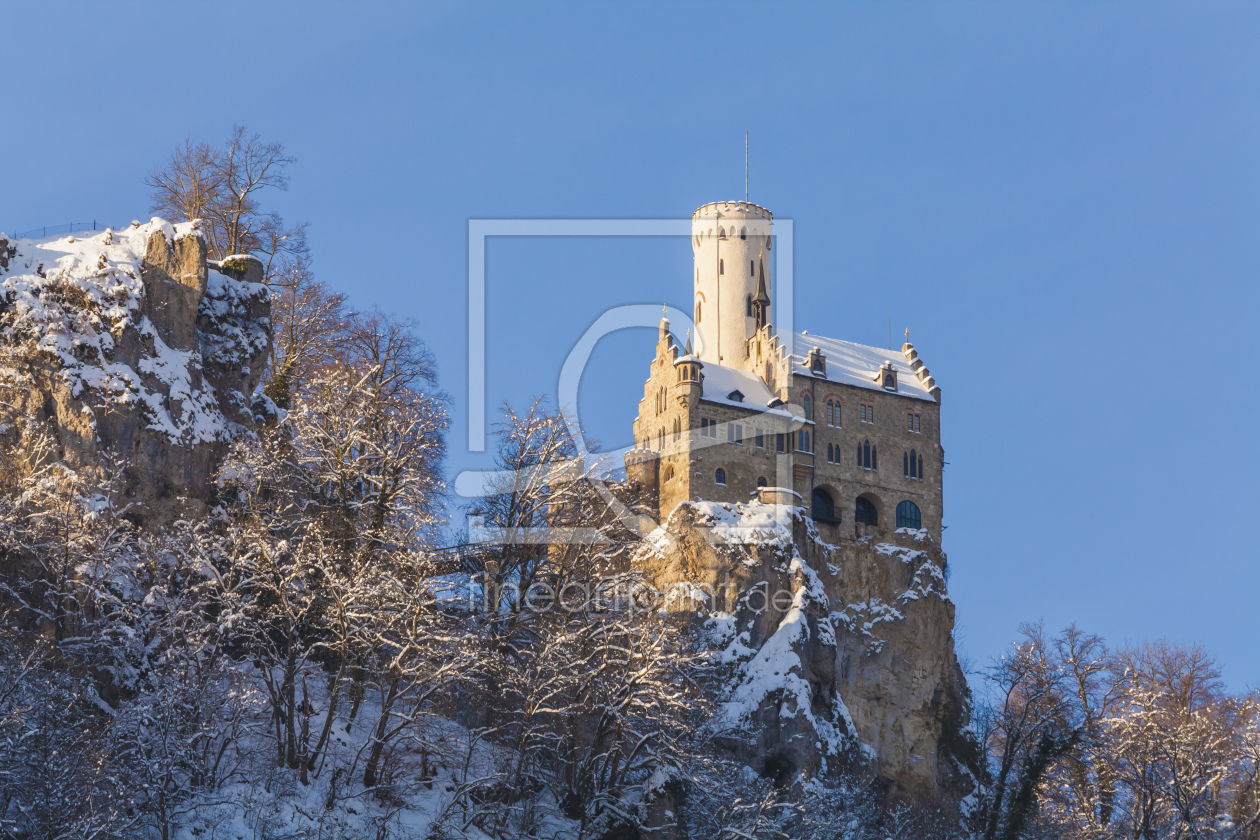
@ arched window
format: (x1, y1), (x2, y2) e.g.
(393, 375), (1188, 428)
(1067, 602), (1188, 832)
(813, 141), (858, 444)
(863, 440), (871, 469)
(856, 444), (862, 468)
(827, 443), (833, 463)
(872, 445), (877, 470)
(855, 497), (878, 525)
(812, 488), (837, 522)
(803, 394), (812, 419)
(903, 452), (909, 478)
(797, 429), (810, 452)
(715, 468), (726, 485)
(664, 465), (675, 481)
(918, 454), (924, 479)
(896, 500), (922, 530)
(910, 449), (918, 479)
(746, 295), (753, 316)
(741, 227), (747, 240)
(756, 476), (767, 487)
(658, 429), (664, 451)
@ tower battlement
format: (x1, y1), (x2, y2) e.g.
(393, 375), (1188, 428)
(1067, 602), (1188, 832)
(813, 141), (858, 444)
(691, 200), (773, 222)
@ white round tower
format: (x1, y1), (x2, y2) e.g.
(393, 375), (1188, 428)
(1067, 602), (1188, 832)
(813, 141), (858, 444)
(690, 201), (773, 365)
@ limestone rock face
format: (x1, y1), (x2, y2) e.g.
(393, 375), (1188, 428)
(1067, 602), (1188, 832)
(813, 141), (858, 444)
(0, 220), (272, 523)
(636, 501), (979, 808)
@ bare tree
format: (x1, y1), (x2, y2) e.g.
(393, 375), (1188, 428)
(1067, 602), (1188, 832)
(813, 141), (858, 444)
(145, 139), (223, 232)
(146, 126), (301, 262)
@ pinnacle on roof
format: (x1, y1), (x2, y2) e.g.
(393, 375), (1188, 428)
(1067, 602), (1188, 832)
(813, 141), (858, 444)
(753, 252), (770, 305)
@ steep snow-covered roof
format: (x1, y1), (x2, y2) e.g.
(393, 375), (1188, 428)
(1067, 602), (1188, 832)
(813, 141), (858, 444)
(790, 331), (937, 402)
(699, 363), (793, 416)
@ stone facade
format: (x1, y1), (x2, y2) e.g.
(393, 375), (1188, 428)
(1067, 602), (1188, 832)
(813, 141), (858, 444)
(627, 201), (945, 543)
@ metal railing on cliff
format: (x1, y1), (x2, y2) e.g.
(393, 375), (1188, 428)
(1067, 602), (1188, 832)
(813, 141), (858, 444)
(5, 221), (118, 241)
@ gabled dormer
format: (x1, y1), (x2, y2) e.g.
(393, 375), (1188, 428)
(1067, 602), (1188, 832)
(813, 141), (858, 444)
(873, 360), (897, 392)
(806, 346), (827, 377)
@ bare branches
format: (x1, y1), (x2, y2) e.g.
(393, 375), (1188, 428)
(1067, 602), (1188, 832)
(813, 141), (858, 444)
(975, 625), (1260, 840)
(146, 126), (298, 261)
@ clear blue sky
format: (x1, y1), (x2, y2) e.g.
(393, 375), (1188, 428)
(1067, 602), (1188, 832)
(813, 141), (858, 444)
(4, 2), (1258, 687)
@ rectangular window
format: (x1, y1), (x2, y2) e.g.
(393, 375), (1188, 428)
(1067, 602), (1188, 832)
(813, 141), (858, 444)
(776, 433), (785, 453)
(755, 429), (764, 449)
(727, 422), (734, 443)
(735, 424), (744, 445)
(796, 430), (811, 452)
(914, 415), (920, 433)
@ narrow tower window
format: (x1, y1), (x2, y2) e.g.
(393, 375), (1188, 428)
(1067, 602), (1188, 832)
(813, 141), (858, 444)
(715, 468), (726, 485)
(695, 302), (701, 323)
(746, 295), (753, 316)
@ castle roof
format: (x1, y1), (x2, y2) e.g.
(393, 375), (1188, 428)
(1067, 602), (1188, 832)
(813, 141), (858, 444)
(699, 363), (794, 416)
(790, 331), (938, 402)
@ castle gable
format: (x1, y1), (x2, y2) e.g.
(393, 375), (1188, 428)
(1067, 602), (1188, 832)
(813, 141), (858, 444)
(790, 332), (938, 402)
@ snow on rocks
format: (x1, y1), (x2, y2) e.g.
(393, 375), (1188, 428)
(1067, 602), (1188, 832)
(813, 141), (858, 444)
(0, 219), (272, 521)
(633, 497), (972, 801)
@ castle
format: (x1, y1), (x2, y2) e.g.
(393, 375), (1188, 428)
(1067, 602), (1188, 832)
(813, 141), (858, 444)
(626, 201), (944, 542)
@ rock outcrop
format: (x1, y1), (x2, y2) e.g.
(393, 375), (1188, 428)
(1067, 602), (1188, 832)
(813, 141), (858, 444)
(0, 220), (272, 523)
(636, 500), (979, 808)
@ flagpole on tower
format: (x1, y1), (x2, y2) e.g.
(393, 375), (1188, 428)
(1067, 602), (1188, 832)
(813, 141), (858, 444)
(745, 131), (749, 202)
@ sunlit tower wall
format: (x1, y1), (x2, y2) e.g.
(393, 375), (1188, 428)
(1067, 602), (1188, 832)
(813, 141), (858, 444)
(690, 201), (773, 365)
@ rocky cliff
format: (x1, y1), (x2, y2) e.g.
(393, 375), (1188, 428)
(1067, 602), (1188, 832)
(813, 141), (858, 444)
(0, 219), (272, 522)
(636, 500), (980, 807)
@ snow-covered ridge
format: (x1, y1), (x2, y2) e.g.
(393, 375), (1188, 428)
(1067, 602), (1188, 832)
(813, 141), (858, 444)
(0, 219), (270, 447)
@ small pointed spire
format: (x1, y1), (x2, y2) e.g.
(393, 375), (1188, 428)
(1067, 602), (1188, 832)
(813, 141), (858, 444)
(753, 254), (770, 305)
(684, 330), (693, 356)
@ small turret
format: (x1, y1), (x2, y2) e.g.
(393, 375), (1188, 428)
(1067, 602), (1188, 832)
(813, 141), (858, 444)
(752, 252), (770, 332)
(674, 331), (703, 409)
